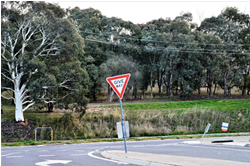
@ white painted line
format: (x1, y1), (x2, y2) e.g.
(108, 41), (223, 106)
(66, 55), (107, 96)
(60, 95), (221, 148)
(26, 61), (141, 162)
(6, 156), (23, 158)
(56, 150), (67, 151)
(74, 150), (86, 152)
(182, 141), (201, 144)
(88, 151), (128, 165)
(35, 159), (72, 166)
(71, 154), (88, 156)
(1, 152), (20, 157)
(39, 155), (55, 157)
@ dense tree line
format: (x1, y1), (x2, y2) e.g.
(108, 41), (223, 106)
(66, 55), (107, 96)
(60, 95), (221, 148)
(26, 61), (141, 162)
(1, 2), (250, 121)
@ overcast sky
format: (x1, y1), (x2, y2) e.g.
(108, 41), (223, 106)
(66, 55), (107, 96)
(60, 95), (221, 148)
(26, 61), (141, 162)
(55, 0), (250, 25)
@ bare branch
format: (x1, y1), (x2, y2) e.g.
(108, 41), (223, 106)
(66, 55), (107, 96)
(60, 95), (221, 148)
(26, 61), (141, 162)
(44, 100), (56, 104)
(1, 95), (15, 103)
(2, 87), (15, 92)
(22, 100), (33, 105)
(1, 72), (14, 83)
(22, 101), (35, 112)
(20, 89), (29, 101)
(21, 95), (30, 102)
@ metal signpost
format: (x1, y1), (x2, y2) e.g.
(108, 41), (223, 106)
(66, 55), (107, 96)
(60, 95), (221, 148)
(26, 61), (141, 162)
(106, 73), (131, 153)
(200, 123), (211, 142)
(119, 98), (127, 153)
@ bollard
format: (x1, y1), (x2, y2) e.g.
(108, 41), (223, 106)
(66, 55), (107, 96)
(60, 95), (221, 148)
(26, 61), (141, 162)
(51, 130), (53, 141)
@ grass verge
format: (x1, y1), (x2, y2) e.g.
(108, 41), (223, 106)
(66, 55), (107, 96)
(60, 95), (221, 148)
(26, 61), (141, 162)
(2, 133), (250, 147)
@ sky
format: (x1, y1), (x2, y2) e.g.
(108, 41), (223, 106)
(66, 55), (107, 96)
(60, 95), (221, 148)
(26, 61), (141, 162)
(55, 1), (250, 25)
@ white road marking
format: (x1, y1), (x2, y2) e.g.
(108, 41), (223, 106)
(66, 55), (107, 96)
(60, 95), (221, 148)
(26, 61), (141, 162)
(35, 159), (72, 166)
(1, 152), (20, 157)
(6, 156), (23, 158)
(39, 155), (55, 157)
(71, 154), (87, 156)
(56, 150), (67, 151)
(88, 151), (128, 164)
(132, 143), (177, 148)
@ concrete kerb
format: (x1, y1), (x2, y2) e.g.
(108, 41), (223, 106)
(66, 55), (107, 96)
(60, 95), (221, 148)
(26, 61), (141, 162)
(101, 150), (250, 166)
(182, 137), (250, 147)
(101, 151), (169, 166)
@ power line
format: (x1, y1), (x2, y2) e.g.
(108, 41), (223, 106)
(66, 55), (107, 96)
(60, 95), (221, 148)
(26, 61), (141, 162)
(85, 39), (250, 55)
(81, 31), (250, 46)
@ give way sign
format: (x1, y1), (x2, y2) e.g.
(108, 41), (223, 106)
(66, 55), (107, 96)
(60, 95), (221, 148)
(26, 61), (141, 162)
(106, 73), (131, 99)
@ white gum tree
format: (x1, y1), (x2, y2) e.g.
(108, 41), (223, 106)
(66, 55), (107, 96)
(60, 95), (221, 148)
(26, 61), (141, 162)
(1, 2), (65, 121)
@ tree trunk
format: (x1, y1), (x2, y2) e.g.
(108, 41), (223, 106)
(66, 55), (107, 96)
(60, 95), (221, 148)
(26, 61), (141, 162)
(242, 75), (247, 95)
(180, 82), (184, 94)
(175, 81), (178, 95)
(198, 70), (202, 95)
(134, 86), (137, 99)
(150, 68), (153, 98)
(213, 80), (217, 95)
(224, 73), (228, 96)
(158, 84), (162, 95)
(48, 103), (53, 112)
(109, 90), (114, 102)
(169, 71), (173, 97)
(15, 89), (24, 122)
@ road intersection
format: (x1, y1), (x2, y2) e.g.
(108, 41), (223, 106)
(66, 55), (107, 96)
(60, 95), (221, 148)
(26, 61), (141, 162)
(1, 136), (250, 166)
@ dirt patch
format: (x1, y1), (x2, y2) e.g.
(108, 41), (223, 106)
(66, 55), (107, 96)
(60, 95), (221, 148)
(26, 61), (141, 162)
(1, 119), (36, 142)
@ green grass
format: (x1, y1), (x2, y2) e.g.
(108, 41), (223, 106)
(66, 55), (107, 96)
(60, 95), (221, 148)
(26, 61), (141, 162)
(2, 98), (250, 143)
(105, 99), (250, 111)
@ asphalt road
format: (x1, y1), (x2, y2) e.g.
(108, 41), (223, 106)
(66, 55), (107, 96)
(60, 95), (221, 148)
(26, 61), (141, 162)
(1, 136), (250, 166)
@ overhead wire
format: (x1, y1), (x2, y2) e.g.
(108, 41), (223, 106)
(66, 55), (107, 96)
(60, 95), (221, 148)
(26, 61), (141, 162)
(84, 39), (250, 55)
(81, 31), (250, 47)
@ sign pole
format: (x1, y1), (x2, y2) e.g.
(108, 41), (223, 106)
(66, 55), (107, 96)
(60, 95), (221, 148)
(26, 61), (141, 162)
(119, 98), (127, 153)
(200, 123), (211, 142)
(106, 73), (131, 153)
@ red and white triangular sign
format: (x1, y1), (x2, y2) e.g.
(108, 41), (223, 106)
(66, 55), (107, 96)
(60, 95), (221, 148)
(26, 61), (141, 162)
(106, 73), (131, 99)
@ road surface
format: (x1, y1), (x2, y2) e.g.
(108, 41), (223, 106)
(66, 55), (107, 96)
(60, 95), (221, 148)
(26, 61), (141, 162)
(1, 136), (250, 166)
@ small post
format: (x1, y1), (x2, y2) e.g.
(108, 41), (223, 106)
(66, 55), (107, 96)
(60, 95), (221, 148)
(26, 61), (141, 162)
(119, 98), (127, 153)
(200, 123), (211, 142)
(51, 129), (53, 141)
(35, 130), (37, 142)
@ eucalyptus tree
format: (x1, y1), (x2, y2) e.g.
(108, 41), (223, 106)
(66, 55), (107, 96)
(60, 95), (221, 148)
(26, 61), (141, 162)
(199, 7), (249, 96)
(141, 24), (164, 98)
(192, 31), (223, 95)
(68, 7), (107, 101)
(160, 14), (200, 97)
(224, 8), (250, 95)
(1, 2), (89, 121)
(69, 7), (141, 100)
